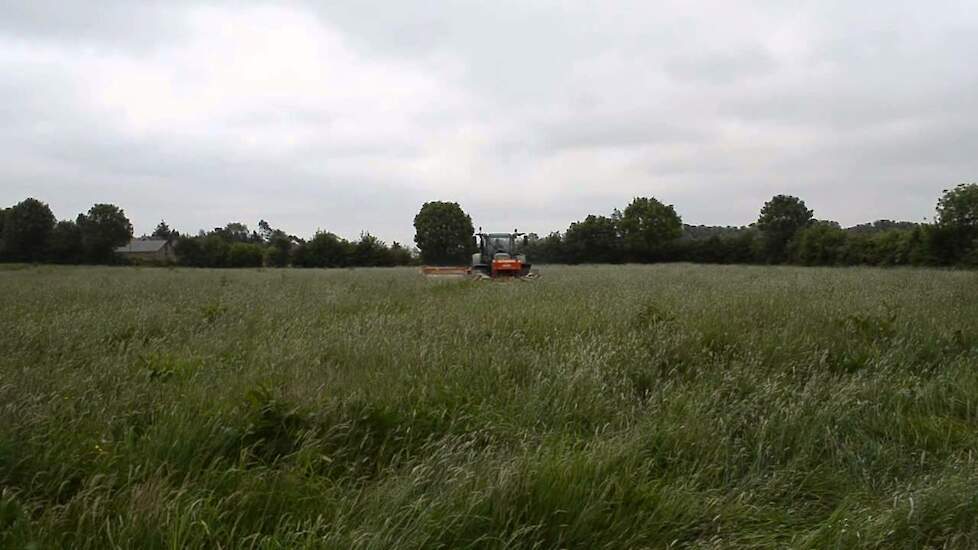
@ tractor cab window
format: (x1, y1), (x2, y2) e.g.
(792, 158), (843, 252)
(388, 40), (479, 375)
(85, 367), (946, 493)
(486, 236), (513, 254)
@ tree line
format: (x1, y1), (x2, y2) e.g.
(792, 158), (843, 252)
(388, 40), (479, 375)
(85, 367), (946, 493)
(0, 199), (133, 264)
(3, 183), (978, 268)
(0, 199), (415, 267)
(516, 184), (978, 267)
(171, 222), (414, 268)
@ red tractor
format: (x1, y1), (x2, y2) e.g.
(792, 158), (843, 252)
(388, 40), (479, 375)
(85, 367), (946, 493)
(470, 231), (533, 278)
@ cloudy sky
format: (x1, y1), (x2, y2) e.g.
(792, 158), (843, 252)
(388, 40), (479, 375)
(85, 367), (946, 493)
(2, 1), (976, 244)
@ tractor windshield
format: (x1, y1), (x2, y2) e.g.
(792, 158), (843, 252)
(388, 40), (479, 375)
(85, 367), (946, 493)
(485, 235), (514, 255)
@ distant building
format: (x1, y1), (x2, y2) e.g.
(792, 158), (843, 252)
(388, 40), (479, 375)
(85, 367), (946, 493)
(115, 238), (176, 264)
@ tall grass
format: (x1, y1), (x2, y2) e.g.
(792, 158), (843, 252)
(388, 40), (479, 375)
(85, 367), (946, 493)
(1, 264), (977, 548)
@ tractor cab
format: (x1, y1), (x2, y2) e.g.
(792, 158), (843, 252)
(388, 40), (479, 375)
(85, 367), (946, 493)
(472, 231), (532, 278)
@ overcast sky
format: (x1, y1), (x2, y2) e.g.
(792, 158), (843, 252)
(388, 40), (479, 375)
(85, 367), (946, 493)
(2, 1), (976, 244)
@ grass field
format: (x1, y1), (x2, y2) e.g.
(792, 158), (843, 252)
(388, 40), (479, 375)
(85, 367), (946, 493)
(2, 264), (978, 549)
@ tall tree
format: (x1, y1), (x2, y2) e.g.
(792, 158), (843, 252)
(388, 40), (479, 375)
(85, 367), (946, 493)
(564, 215), (622, 264)
(152, 220), (178, 242)
(413, 201), (474, 265)
(936, 183), (978, 229)
(265, 232), (293, 267)
(619, 196), (682, 261)
(0, 198), (56, 262)
(934, 183), (978, 263)
(77, 203), (133, 263)
(756, 195), (813, 263)
(257, 220), (274, 243)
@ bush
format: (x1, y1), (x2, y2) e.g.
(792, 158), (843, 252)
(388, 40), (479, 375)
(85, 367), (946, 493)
(292, 232), (352, 268)
(793, 223), (847, 266)
(229, 243), (264, 268)
(175, 236), (206, 267)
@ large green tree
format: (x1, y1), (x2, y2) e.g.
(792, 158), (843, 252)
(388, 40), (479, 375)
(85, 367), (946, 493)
(619, 197), (683, 261)
(413, 201), (474, 265)
(0, 198), (56, 262)
(934, 183), (978, 263)
(76, 203), (133, 263)
(936, 183), (978, 229)
(756, 195), (813, 263)
(265, 232), (293, 267)
(563, 215), (621, 264)
(215, 222), (255, 243)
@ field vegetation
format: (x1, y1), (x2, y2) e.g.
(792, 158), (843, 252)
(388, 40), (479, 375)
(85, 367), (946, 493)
(2, 264), (978, 548)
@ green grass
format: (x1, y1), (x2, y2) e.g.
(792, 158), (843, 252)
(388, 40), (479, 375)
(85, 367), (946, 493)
(2, 264), (978, 548)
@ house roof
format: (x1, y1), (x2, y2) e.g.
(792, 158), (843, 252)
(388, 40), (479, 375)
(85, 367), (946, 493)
(116, 239), (169, 253)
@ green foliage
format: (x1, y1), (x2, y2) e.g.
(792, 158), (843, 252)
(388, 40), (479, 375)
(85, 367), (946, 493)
(847, 219), (920, 234)
(46, 220), (83, 264)
(173, 235), (206, 267)
(228, 242), (264, 268)
(793, 222), (847, 265)
(292, 231), (352, 268)
(672, 230), (759, 264)
(757, 195), (814, 262)
(214, 222), (256, 243)
(200, 233), (231, 267)
(2, 265), (978, 547)
(173, 224), (413, 270)
(235, 386), (311, 464)
(937, 183), (978, 229)
(934, 183), (978, 263)
(5, 183), (978, 271)
(151, 220), (179, 242)
(76, 203), (133, 264)
(523, 232), (566, 263)
(563, 215), (621, 263)
(265, 233), (293, 267)
(619, 196), (683, 260)
(351, 233), (390, 267)
(841, 230), (915, 266)
(0, 198), (56, 262)
(387, 242), (415, 266)
(413, 201), (474, 265)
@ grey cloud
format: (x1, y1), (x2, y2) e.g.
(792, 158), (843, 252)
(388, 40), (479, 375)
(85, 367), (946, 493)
(664, 47), (778, 85)
(537, 111), (708, 152)
(0, 1), (193, 50)
(0, 0), (977, 244)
